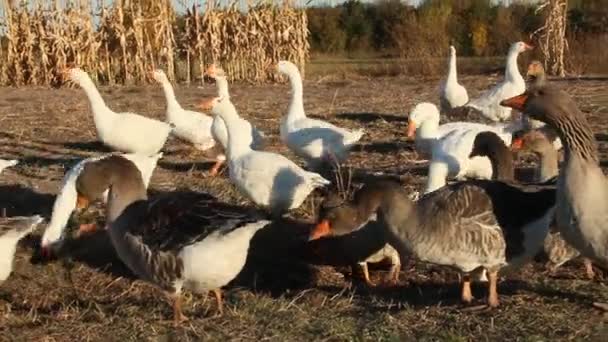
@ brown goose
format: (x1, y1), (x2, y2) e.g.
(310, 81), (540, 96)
(501, 87), (608, 300)
(471, 131), (595, 278)
(308, 181), (401, 286)
(75, 156), (270, 324)
(317, 176), (555, 307)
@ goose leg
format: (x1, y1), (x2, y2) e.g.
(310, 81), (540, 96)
(461, 274), (474, 304)
(583, 258), (595, 280)
(170, 292), (188, 325)
(212, 289), (224, 316)
(487, 270), (500, 308)
(76, 223), (98, 237)
(209, 157), (225, 177)
(358, 263), (376, 287)
(383, 256), (401, 286)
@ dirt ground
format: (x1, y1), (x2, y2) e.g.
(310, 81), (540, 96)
(1, 74), (608, 341)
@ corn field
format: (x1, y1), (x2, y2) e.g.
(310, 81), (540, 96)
(0, 0), (309, 86)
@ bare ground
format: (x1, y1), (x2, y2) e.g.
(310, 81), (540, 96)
(1, 75), (608, 341)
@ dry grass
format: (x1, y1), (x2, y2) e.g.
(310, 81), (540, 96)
(0, 0), (308, 86)
(0, 76), (608, 340)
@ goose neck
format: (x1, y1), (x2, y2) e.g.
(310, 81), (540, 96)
(215, 103), (251, 158)
(505, 50), (524, 83)
(286, 70), (305, 122)
(77, 75), (112, 116)
(447, 51), (458, 84)
(549, 114), (598, 164)
(215, 77), (230, 98)
(487, 146), (515, 182)
(536, 149), (559, 182)
(160, 80), (181, 112)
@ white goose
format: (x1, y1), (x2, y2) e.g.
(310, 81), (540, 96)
(276, 61), (364, 168)
(151, 69), (215, 151)
(205, 64), (265, 176)
(199, 96), (330, 214)
(65, 68), (173, 154)
(0, 159), (18, 174)
(440, 46), (469, 113)
(1, 215), (44, 284)
(467, 41), (533, 122)
(40, 153), (162, 257)
(74, 156), (269, 324)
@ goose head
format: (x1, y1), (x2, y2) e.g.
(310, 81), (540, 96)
(205, 64), (226, 79)
(511, 130), (553, 154)
(500, 86), (577, 125)
(527, 61), (544, 78)
(61, 67), (88, 84)
(151, 69), (168, 83)
(309, 181), (400, 241)
(510, 41), (534, 55)
(407, 103), (440, 139)
(309, 192), (354, 240)
(198, 95), (230, 116)
(449, 45), (456, 56)
(276, 60), (300, 76)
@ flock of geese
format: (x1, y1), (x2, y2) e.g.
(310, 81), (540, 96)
(1, 40), (607, 325)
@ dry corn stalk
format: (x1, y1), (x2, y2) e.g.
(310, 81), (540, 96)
(0, 0), (308, 86)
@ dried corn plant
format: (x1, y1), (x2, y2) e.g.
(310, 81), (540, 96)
(0, 0), (309, 86)
(180, 0), (308, 83)
(533, 0), (568, 77)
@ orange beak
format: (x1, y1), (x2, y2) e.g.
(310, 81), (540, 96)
(309, 220), (331, 241)
(198, 98), (214, 111)
(511, 137), (523, 151)
(500, 94), (528, 111)
(205, 64), (217, 77)
(406, 119), (417, 140)
(523, 43), (534, 51)
(76, 194), (89, 210)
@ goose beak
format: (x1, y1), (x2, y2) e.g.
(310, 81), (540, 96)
(511, 138), (523, 151)
(76, 194), (90, 210)
(205, 64), (216, 77)
(500, 94), (528, 111)
(309, 220), (331, 241)
(266, 63), (276, 73)
(406, 120), (417, 140)
(523, 43), (534, 51)
(199, 98), (214, 111)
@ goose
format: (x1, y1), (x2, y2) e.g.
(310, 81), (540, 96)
(204, 64), (265, 176)
(502, 87), (608, 294)
(40, 153), (162, 258)
(472, 130), (595, 279)
(467, 41), (533, 122)
(440, 46), (469, 113)
(199, 96), (330, 214)
(308, 181), (401, 287)
(1, 215), (44, 284)
(0, 159), (18, 174)
(407, 102), (521, 159)
(275, 60), (364, 169)
(368, 177), (555, 307)
(64, 68), (173, 154)
(151, 69), (215, 152)
(74, 155), (269, 324)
